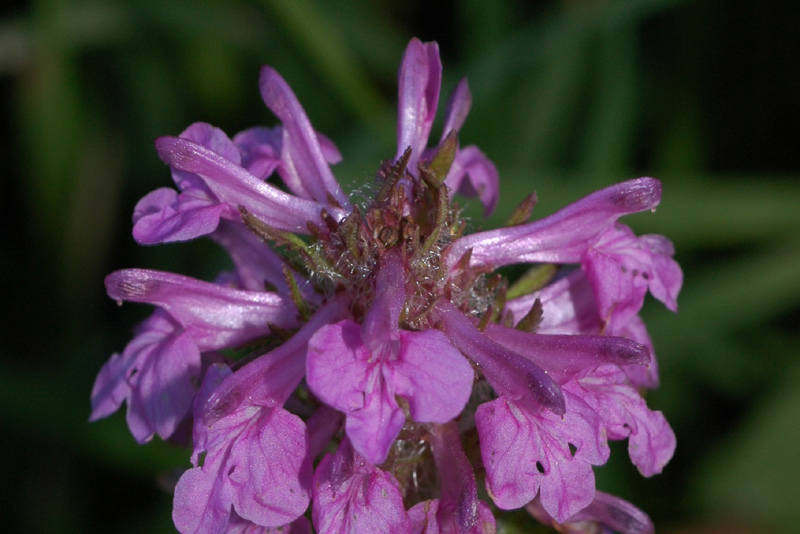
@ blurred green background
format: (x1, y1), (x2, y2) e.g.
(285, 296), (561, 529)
(1, 0), (798, 532)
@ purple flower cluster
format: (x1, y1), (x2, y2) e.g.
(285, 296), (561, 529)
(91, 38), (681, 534)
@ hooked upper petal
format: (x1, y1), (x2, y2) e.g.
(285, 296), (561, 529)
(155, 136), (345, 233)
(441, 77), (472, 140)
(396, 38), (442, 170)
(105, 268), (297, 350)
(259, 67), (350, 208)
(447, 177), (662, 271)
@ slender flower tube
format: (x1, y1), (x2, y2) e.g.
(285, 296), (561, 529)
(93, 37), (681, 533)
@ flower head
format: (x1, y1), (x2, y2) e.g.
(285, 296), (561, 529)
(93, 37), (680, 533)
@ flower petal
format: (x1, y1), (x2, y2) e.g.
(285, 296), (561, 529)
(445, 145), (499, 216)
(440, 78), (472, 139)
(437, 301), (565, 414)
(447, 178), (662, 271)
(393, 329), (473, 423)
(173, 407), (311, 532)
(155, 136), (345, 233)
(233, 126), (283, 180)
(476, 392), (605, 522)
(396, 38), (442, 170)
(132, 186), (226, 244)
(105, 269), (297, 350)
(209, 220), (295, 294)
(483, 322), (649, 384)
(566, 364), (675, 476)
(90, 311), (201, 443)
(312, 439), (412, 534)
(306, 319), (405, 465)
(259, 67), (350, 208)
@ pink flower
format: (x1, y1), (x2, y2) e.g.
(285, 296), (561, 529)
(93, 37), (681, 533)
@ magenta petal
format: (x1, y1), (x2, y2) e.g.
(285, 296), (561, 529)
(619, 315), (660, 388)
(91, 311), (201, 443)
(132, 122), (244, 244)
(640, 234), (682, 311)
(180, 121), (242, 164)
(567, 364), (675, 476)
(105, 269), (297, 350)
(393, 329), (473, 422)
(505, 271), (600, 335)
(437, 301), (565, 414)
(259, 67), (350, 208)
(570, 491), (654, 534)
(445, 145), (499, 216)
(414, 422), (497, 534)
(230, 409), (312, 525)
(476, 392), (606, 522)
(306, 320), (370, 413)
(483, 323), (649, 384)
(408, 499), (496, 534)
(89, 352), (132, 423)
(174, 408), (311, 532)
(447, 178), (662, 271)
(397, 38), (442, 170)
(360, 249), (406, 349)
(132, 186), (226, 244)
(233, 126), (283, 180)
(312, 439), (412, 534)
(155, 136), (345, 233)
(345, 384), (407, 465)
(132, 187), (180, 224)
(226, 513), (313, 534)
(173, 451), (233, 533)
(440, 78), (472, 139)
(526, 490), (654, 534)
(210, 220), (296, 294)
(306, 320), (405, 464)
(125, 326), (200, 443)
(582, 224), (683, 332)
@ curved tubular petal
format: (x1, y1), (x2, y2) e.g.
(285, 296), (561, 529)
(445, 145), (499, 216)
(155, 136), (346, 233)
(441, 78), (472, 140)
(446, 178), (662, 271)
(259, 67), (351, 209)
(483, 323), (650, 384)
(200, 296), (348, 429)
(436, 300), (565, 415)
(105, 268), (297, 350)
(396, 38), (442, 170)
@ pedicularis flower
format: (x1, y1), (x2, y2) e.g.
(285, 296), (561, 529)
(92, 38), (681, 534)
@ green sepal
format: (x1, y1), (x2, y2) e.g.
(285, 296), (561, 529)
(507, 264), (558, 299)
(504, 192), (538, 226)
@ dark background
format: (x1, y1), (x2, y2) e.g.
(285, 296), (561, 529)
(1, 0), (799, 532)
